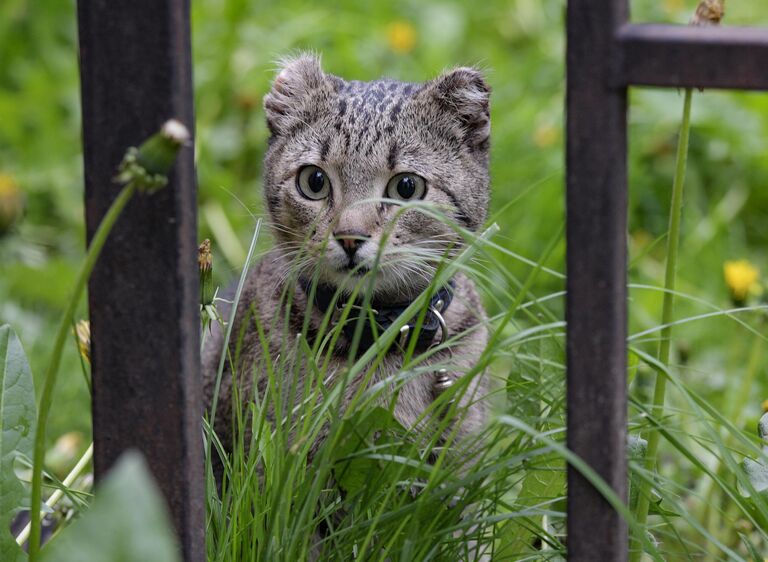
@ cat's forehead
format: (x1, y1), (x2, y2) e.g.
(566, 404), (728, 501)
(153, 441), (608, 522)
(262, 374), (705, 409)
(311, 78), (435, 169)
(331, 78), (422, 129)
(338, 78), (421, 105)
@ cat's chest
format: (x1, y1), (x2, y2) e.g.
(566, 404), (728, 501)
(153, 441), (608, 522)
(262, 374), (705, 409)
(273, 339), (442, 403)
(317, 352), (440, 428)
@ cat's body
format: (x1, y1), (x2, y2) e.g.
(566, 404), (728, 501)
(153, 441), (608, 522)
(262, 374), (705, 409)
(202, 253), (488, 456)
(202, 54), (492, 467)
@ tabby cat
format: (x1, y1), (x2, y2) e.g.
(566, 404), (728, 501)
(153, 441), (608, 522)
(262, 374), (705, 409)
(202, 53), (492, 466)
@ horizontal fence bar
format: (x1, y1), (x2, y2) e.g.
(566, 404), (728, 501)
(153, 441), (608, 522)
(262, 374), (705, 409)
(616, 23), (768, 91)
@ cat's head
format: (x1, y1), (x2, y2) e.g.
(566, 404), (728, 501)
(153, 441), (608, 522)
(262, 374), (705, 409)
(262, 53), (491, 300)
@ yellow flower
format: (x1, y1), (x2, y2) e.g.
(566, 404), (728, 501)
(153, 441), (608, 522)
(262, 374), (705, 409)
(0, 173), (24, 233)
(762, 399), (768, 413)
(533, 123), (559, 148)
(723, 260), (761, 304)
(386, 21), (417, 54)
(74, 320), (91, 366)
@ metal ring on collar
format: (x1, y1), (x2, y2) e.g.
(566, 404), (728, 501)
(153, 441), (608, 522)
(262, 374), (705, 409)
(398, 325), (411, 348)
(429, 306), (448, 347)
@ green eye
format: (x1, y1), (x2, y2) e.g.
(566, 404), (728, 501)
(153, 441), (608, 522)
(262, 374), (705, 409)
(386, 173), (426, 201)
(297, 165), (331, 200)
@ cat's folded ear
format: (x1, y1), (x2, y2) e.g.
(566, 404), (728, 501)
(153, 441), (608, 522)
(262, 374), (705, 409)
(264, 53), (330, 136)
(428, 67), (491, 150)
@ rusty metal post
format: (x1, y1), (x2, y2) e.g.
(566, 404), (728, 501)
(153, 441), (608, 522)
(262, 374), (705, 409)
(566, 0), (629, 559)
(77, 1), (203, 560)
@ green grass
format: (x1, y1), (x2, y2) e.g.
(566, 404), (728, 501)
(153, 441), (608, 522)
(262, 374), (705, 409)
(203, 211), (572, 561)
(2, 0), (768, 559)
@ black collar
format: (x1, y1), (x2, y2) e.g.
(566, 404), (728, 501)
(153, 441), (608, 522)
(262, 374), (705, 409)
(301, 279), (455, 352)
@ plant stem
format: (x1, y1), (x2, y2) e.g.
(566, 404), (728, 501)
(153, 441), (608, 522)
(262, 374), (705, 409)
(28, 182), (136, 561)
(17, 443), (94, 546)
(630, 87), (693, 561)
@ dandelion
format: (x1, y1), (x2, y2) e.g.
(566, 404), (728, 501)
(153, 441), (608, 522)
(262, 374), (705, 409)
(723, 259), (761, 306)
(115, 118), (191, 193)
(199, 239), (218, 331)
(28, 120), (189, 560)
(74, 320), (91, 366)
(0, 173), (24, 234)
(690, 0), (725, 26)
(631, 3), (725, 554)
(199, 239), (213, 307)
(386, 21), (417, 54)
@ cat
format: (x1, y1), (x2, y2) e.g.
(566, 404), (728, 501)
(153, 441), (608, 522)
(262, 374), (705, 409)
(202, 53), (492, 473)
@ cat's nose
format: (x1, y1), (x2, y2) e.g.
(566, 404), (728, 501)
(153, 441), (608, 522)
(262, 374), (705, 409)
(333, 229), (370, 258)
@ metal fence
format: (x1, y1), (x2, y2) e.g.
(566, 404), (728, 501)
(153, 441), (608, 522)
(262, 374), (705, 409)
(78, 1), (203, 559)
(75, 0), (768, 560)
(566, 2), (768, 560)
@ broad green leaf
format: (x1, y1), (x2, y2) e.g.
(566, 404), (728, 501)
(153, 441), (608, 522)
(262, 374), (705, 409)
(1, 324), (37, 562)
(332, 406), (410, 497)
(501, 337), (566, 554)
(500, 451), (564, 555)
(41, 452), (180, 562)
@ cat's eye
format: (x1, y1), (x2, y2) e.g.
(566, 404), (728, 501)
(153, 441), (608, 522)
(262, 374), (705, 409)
(386, 173), (426, 201)
(297, 165), (331, 200)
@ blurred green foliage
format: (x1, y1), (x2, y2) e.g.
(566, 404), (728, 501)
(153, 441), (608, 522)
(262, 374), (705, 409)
(0, 0), (767, 522)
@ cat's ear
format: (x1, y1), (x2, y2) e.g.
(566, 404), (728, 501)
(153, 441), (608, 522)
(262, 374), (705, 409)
(428, 67), (491, 150)
(263, 53), (329, 135)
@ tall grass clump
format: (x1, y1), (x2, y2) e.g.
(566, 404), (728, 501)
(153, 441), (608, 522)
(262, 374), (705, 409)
(202, 198), (575, 561)
(203, 177), (768, 559)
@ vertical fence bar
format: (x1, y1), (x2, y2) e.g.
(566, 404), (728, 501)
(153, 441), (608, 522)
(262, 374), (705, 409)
(77, 1), (203, 560)
(566, 0), (629, 560)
